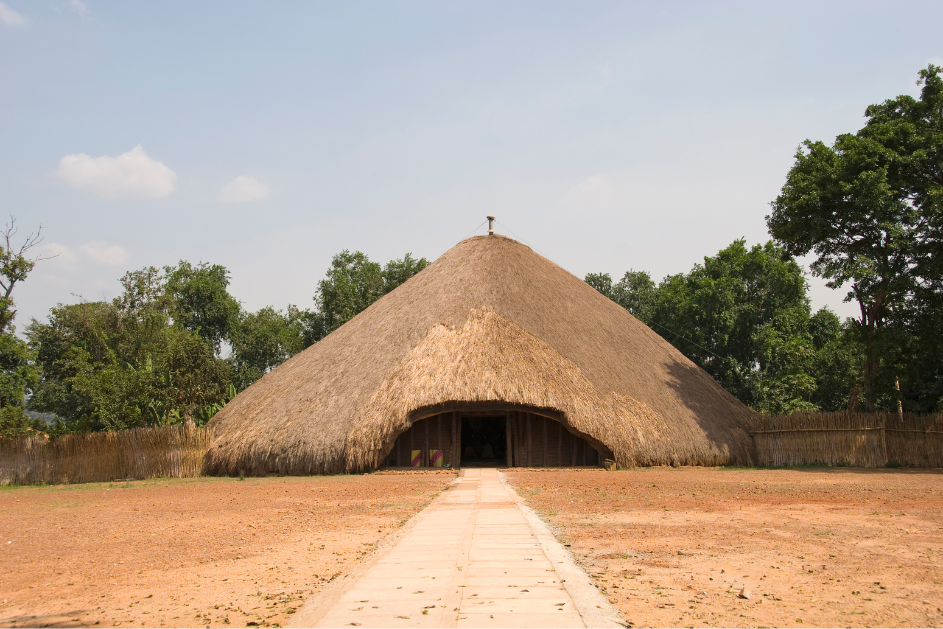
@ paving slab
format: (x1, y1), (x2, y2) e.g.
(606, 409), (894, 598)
(289, 468), (624, 628)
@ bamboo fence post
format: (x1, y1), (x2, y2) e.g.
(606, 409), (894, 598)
(881, 414), (888, 466)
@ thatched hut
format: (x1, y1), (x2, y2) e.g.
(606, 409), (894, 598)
(205, 234), (756, 475)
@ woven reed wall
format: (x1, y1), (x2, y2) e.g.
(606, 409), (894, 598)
(384, 410), (601, 468)
(753, 411), (943, 468)
(385, 414), (455, 467)
(0, 424), (213, 485)
(508, 411), (599, 467)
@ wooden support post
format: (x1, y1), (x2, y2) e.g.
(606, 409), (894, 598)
(557, 422), (563, 467)
(409, 425), (414, 466)
(519, 412), (525, 465)
(449, 412), (455, 468)
(527, 413), (533, 467)
(453, 411), (459, 469)
(397, 433), (402, 466)
(424, 418), (430, 467)
(437, 414), (442, 462)
(506, 411), (513, 467)
(542, 416), (548, 467)
(515, 412), (522, 464)
(572, 434), (578, 467)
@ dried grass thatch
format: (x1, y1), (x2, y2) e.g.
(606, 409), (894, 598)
(205, 235), (757, 475)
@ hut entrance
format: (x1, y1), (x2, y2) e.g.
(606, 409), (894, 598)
(460, 416), (507, 467)
(382, 408), (605, 469)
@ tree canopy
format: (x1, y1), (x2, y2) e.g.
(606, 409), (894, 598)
(304, 251), (428, 344)
(19, 248), (429, 435)
(767, 64), (943, 410)
(588, 239), (861, 414)
(0, 220), (47, 437)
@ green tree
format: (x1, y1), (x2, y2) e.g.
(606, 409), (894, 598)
(304, 250), (428, 345)
(613, 270), (657, 322)
(808, 309), (866, 411)
(899, 289), (943, 411)
(0, 219), (45, 437)
(164, 261), (241, 354)
(584, 272), (614, 299)
(649, 240), (812, 407)
(585, 270), (656, 321)
(28, 264), (235, 431)
(305, 251), (383, 344)
(152, 328), (231, 424)
(753, 308), (817, 414)
(768, 65), (943, 410)
(588, 240), (839, 413)
(383, 253), (429, 294)
(229, 306), (305, 389)
(26, 301), (116, 430)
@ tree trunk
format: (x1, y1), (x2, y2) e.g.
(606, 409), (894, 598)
(895, 376), (903, 420)
(863, 336), (877, 412)
(859, 292), (887, 413)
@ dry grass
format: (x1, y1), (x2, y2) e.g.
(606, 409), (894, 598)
(0, 424), (212, 485)
(754, 411), (943, 468)
(206, 235), (757, 476)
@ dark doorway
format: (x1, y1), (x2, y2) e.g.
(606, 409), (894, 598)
(460, 416), (507, 467)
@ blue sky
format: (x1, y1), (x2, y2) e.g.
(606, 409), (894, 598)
(3, 0), (941, 327)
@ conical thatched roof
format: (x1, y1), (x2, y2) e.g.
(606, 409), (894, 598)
(205, 235), (756, 475)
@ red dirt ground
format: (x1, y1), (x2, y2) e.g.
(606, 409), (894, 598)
(0, 471), (454, 628)
(505, 467), (943, 628)
(4, 467), (941, 628)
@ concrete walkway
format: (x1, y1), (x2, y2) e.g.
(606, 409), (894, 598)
(290, 468), (622, 628)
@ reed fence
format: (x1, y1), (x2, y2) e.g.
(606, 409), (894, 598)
(0, 424), (213, 485)
(752, 411), (943, 468)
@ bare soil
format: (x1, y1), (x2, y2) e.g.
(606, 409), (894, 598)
(0, 471), (454, 628)
(505, 467), (943, 628)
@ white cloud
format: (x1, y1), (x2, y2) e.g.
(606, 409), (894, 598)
(44, 242), (78, 262)
(81, 241), (128, 266)
(68, 0), (89, 19)
(0, 2), (27, 26)
(57, 145), (177, 200)
(216, 175), (271, 203)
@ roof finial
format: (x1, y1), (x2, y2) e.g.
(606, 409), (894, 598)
(487, 215), (495, 236)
